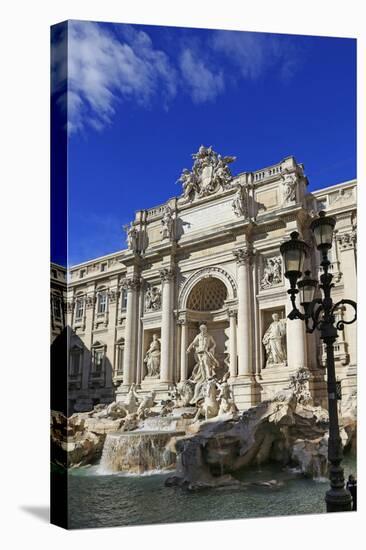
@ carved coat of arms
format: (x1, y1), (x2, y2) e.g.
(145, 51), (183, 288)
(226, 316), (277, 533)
(178, 145), (236, 202)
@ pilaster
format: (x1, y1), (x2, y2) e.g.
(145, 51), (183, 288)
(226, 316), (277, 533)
(121, 274), (140, 387)
(233, 243), (253, 377)
(178, 317), (188, 382)
(228, 310), (237, 378)
(337, 230), (357, 367)
(159, 267), (175, 385)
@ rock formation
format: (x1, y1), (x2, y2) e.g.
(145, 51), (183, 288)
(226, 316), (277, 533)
(166, 388), (356, 490)
(51, 372), (356, 481)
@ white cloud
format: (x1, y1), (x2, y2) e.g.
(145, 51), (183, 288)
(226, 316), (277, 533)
(212, 30), (298, 81)
(53, 21), (177, 134)
(51, 23), (300, 135)
(179, 48), (224, 103)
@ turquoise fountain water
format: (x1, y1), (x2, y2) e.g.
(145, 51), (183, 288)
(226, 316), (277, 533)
(68, 454), (356, 529)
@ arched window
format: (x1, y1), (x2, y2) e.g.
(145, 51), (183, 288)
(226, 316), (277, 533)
(187, 277), (227, 311)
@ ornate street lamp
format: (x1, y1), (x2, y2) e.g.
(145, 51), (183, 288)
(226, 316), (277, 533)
(280, 212), (357, 513)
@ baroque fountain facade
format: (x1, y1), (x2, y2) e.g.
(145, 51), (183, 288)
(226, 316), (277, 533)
(51, 147), (357, 482)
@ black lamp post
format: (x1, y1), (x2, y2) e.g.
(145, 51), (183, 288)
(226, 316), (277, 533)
(280, 212), (357, 513)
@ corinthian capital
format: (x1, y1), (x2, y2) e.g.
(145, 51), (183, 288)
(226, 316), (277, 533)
(159, 267), (175, 282)
(233, 245), (253, 265)
(121, 274), (141, 291)
(337, 231), (356, 250)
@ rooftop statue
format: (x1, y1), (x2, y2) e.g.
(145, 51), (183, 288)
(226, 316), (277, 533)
(124, 222), (138, 252)
(160, 205), (174, 240)
(280, 170), (297, 204)
(178, 145), (236, 202)
(232, 184), (248, 217)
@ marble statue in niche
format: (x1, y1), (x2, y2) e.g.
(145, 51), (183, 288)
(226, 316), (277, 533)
(145, 286), (161, 312)
(262, 313), (287, 367)
(187, 324), (219, 403)
(160, 205), (174, 240)
(260, 256), (282, 289)
(143, 334), (161, 378)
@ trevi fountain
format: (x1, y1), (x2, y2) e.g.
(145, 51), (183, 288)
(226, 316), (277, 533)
(51, 148), (357, 527)
(51, 324), (356, 528)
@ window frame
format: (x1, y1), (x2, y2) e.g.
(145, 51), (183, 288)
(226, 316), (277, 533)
(97, 289), (108, 314)
(69, 345), (83, 376)
(74, 295), (85, 321)
(120, 288), (128, 311)
(91, 342), (106, 376)
(52, 293), (63, 321)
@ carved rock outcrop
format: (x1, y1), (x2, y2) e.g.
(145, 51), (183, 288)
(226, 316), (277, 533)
(166, 390), (356, 490)
(51, 408), (126, 468)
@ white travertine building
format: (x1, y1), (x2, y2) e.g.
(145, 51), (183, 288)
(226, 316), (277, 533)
(62, 147), (357, 413)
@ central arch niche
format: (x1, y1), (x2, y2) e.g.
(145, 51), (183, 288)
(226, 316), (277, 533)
(186, 277), (227, 312)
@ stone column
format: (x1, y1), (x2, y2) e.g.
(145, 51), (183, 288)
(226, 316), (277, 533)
(135, 284), (145, 386)
(283, 223), (307, 371)
(285, 277), (306, 370)
(228, 310), (238, 378)
(81, 290), (95, 392)
(122, 275), (140, 386)
(159, 267), (175, 384)
(337, 231), (357, 366)
(179, 320), (188, 382)
(234, 246), (253, 376)
(105, 286), (118, 389)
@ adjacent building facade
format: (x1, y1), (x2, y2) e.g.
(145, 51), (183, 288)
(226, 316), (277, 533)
(57, 148), (357, 413)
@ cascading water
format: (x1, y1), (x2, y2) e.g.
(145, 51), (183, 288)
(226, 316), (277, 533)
(99, 431), (182, 474)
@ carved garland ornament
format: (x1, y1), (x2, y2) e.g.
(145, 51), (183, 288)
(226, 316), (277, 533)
(86, 295), (96, 309)
(108, 289), (119, 303)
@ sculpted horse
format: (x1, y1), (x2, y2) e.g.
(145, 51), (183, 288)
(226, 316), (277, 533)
(124, 383), (139, 414)
(193, 378), (220, 422)
(137, 391), (156, 418)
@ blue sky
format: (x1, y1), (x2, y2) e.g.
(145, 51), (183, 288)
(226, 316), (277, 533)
(51, 21), (356, 266)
